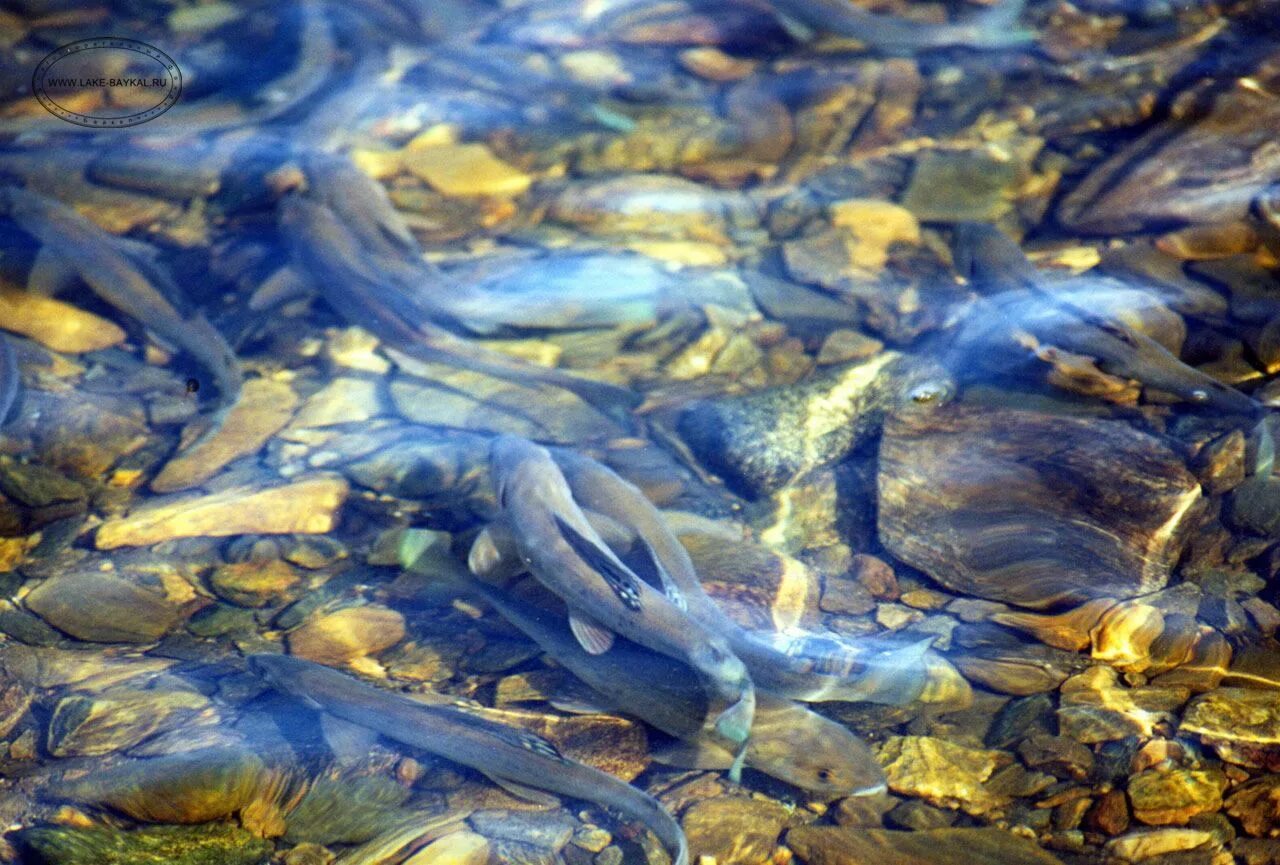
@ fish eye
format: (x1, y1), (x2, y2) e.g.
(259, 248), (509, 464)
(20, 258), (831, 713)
(816, 768), (833, 782)
(1189, 389), (1211, 403)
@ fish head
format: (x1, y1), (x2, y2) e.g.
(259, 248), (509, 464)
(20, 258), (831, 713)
(891, 357), (956, 412)
(488, 435), (547, 508)
(748, 703), (887, 799)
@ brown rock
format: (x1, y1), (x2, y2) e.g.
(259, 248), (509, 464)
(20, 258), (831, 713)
(210, 560), (302, 608)
(879, 405), (1202, 608)
(1087, 789), (1131, 836)
(1224, 776), (1280, 837)
(152, 378), (298, 492)
(0, 284), (125, 352)
(683, 797), (793, 865)
(25, 567), (198, 643)
(287, 605), (406, 665)
(1128, 768), (1227, 825)
(850, 554), (898, 600)
(877, 736), (1009, 816)
(96, 475), (349, 549)
(785, 827), (1064, 865)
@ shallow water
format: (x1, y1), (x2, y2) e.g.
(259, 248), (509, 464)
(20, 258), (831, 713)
(1, 1), (1279, 864)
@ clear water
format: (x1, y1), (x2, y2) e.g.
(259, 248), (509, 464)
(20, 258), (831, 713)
(0, 1), (1278, 864)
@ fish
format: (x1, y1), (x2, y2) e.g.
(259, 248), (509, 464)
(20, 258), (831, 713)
(247, 653), (686, 865)
(550, 447), (932, 706)
(947, 224), (1261, 417)
(0, 333), (18, 426)
(278, 156), (640, 420)
(452, 572), (886, 799)
(0, 186), (243, 414)
(485, 435), (756, 774)
(769, 0), (1033, 50)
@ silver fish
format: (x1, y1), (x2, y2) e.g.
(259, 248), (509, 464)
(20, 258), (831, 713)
(485, 435), (756, 772)
(248, 653), (686, 865)
(0, 186), (242, 413)
(551, 448), (931, 705)
(279, 157), (640, 419)
(0, 334), (18, 426)
(947, 224), (1260, 417)
(770, 0), (1032, 49)
(456, 574), (885, 799)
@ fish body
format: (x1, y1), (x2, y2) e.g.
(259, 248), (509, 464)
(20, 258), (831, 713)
(280, 159), (639, 417)
(0, 334), (18, 426)
(0, 186), (242, 410)
(487, 436), (755, 759)
(770, 0), (1032, 49)
(248, 653), (686, 865)
(551, 448), (931, 705)
(464, 578), (885, 798)
(947, 224), (1259, 417)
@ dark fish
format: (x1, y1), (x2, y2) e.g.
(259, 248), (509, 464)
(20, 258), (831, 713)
(770, 0), (1032, 49)
(0, 186), (242, 412)
(485, 435), (756, 772)
(551, 448), (932, 705)
(453, 573), (886, 798)
(279, 156), (639, 419)
(0, 333), (18, 426)
(248, 653), (687, 865)
(948, 224), (1261, 417)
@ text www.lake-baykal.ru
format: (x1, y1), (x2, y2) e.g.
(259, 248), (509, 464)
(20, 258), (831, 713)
(43, 77), (170, 87)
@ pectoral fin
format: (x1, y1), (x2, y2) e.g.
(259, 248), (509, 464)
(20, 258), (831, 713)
(320, 712), (380, 765)
(569, 609), (616, 654)
(469, 521), (524, 580)
(28, 247), (77, 296)
(487, 774), (562, 807)
(651, 739), (735, 770)
(554, 514), (643, 611)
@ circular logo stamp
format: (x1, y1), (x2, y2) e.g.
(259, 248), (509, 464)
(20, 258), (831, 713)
(33, 37), (182, 128)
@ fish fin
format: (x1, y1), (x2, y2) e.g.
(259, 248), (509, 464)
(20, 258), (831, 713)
(773, 10), (816, 41)
(549, 695), (614, 715)
(651, 739), (735, 770)
(28, 247), (78, 296)
(554, 514), (644, 611)
(487, 774), (562, 807)
(621, 538), (687, 612)
(569, 609), (616, 655)
(319, 712), (380, 764)
(468, 525), (509, 578)
(728, 747), (747, 784)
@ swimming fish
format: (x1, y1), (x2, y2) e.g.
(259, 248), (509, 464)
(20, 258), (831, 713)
(0, 186), (243, 413)
(247, 653), (686, 865)
(947, 223), (1261, 417)
(549, 447), (932, 706)
(485, 435), (756, 774)
(278, 156), (640, 419)
(770, 0), (1033, 50)
(0, 334), (18, 427)
(450, 571), (885, 799)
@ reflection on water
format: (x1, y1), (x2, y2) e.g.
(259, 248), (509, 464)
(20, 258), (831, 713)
(1, 0), (1279, 863)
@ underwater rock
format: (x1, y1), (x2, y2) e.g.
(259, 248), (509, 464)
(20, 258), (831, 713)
(785, 826), (1066, 865)
(1180, 688), (1280, 770)
(951, 643), (1085, 696)
(1128, 768), (1228, 826)
(877, 736), (1009, 816)
(1103, 828), (1218, 863)
(284, 771), (412, 846)
(403, 831), (489, 865)
(402, 142), (531, 198)
(683, 797), (794, 865)
(1224, 776), (1280, 837)
(879, 405), (1202, 608)
(96, 475), (349, 549)
(0, 286), (125, 353)
(47, 747), (268, 824)
(14, 823), (271, 865)
(286, 605), (406, 665)
(679, 531), (819, 632)
(678, 351), (951, 497)
(210, 560), (302, 608)
(25, 567), (199, 644)
(900, 147), (1025, 223)
(1057, 667), (1187, 744)
(151, 378), (299, 493)
(47, 686), (214, 757)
